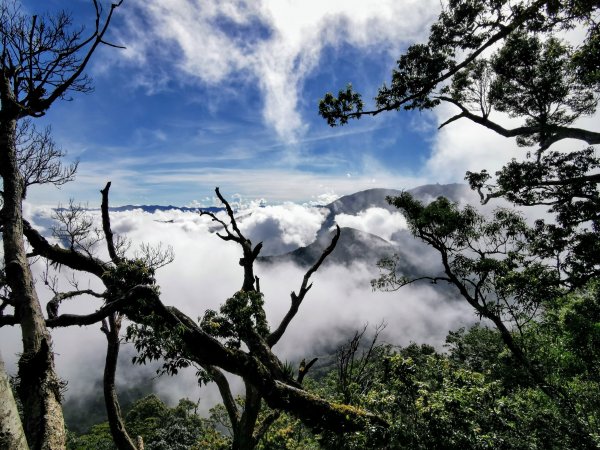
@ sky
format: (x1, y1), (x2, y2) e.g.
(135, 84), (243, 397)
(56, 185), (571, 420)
(16, 0), (549, 208)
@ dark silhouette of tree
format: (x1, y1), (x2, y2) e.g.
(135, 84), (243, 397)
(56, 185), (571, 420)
(322, 0), (599, 447)
(0, 1), (123, 447)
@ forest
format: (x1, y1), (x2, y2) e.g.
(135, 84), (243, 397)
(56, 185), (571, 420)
(1, 0), (599, 449)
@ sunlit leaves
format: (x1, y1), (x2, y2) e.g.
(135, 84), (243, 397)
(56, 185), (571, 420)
(200, 290), (270, 349)
(319, 84), (363, 126)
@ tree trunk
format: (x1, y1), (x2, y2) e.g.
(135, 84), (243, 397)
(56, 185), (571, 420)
(0, 117), (65, 450)
(232, 383), (261, 450)
(102, 314), (137, 450)
(0, 350), (29, 450)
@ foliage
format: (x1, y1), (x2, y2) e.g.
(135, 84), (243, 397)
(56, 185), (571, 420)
(314, 326), (600, 449)
(320, 1), (599, 128)
(321, 0), (600, 293)
(125, 290), (272, 384)
(322, 0), (599, 446)
(67, 423), (116, 450)
(201, 290), (271, 349)
(68, 395), (228, 450)
(103, 259), (157, 300)
(255, 413), (320, 450)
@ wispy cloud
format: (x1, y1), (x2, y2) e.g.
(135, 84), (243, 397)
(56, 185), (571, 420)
(112, 0), (439, 142)
(335, 207), (408, 241)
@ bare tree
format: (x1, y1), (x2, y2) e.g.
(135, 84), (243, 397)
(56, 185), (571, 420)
(39, 185), (158, 450)
(0, 1), (123, 447)
(336, 323), (387, 405)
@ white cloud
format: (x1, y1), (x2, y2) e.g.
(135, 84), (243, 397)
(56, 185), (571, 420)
(259, 260), (475, 359)
(305, 192), (339, 207)
(1, 201), (477, 413)
(115, 0), (440, 142)
(25, 161), (427, 207)
(334, 207), (407, 241)
(424, 53), (600, 186)
(238, 203), (328, 255)
(424, 105), (525, 183)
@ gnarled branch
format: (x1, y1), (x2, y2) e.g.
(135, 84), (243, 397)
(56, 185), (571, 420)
(267, 226), (341, 347)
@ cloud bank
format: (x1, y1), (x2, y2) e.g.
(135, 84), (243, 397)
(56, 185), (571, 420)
(1, 200), (476, 413)
(335, 207), (408, 241)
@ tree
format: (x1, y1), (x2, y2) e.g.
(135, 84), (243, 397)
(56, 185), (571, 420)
(125, 187), (381, 450)
(12, 183), (389, 446)
(321, 0), (599, 447)
(319, 1), (600, 248)
(0, 1), (124, 447)
(0, 350), (28, 450)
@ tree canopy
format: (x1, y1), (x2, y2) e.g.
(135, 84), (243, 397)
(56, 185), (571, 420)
(322, 0), (600, 447)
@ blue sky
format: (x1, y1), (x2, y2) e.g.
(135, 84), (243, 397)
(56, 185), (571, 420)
(20, 0), (529, 207)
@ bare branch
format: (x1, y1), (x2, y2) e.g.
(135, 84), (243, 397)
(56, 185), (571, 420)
(52, 199), (102, 257)
(33, 1), (125, 115)
(267, 226), (340, 347)
(100, 181), (120, 264)
(46, 288), (104, 319)
(297, 357), (318, 384)
(23, 218), (108, 278)
(201, 188), (262, 291)
(206, 366), (240, 430)
(136, 242), (174, 270)
(15, 119), (77, 196)
(46, 284), (153, 328)
(0, 316), (19, 327)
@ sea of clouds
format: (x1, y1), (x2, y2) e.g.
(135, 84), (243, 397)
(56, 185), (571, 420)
(2, 198), (477, 413)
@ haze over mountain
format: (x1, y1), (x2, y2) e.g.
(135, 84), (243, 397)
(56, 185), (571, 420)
(4, 182), (479, 427)
(258, 183), (472, 271)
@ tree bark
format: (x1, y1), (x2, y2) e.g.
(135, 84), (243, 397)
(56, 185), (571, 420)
(102, 313), (138, 450)
(233, 383), (261, 450)
(0, 351), (29, 450)
(0, 117), (65, 450)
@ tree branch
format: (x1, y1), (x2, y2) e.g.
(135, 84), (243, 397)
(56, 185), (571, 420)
(332, 0), (549, 122)
(46, 285), (153, 328)
(100, 181), (120, 263)
(33, 1), (125, 115)
(0, 315), (19, 327)
(206, 366), (240, 430)
(297, 357), (318, 384)
(201, 187), (262, 292)
(46, 288), (105, 319)
(23, 219), (108, 278)
(436, 96), (600, 145)
(141, 300), (388, 433)
(267, 226), (340, 347)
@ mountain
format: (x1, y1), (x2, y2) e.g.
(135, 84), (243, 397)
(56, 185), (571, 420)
(325, 183), (468, 215)
(258, 227), (398, 268)
(108, 205), (222, 214)
(260, 183), (471, 271)
(316, 183), (470, 237)
(35, 183), (471, 273)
